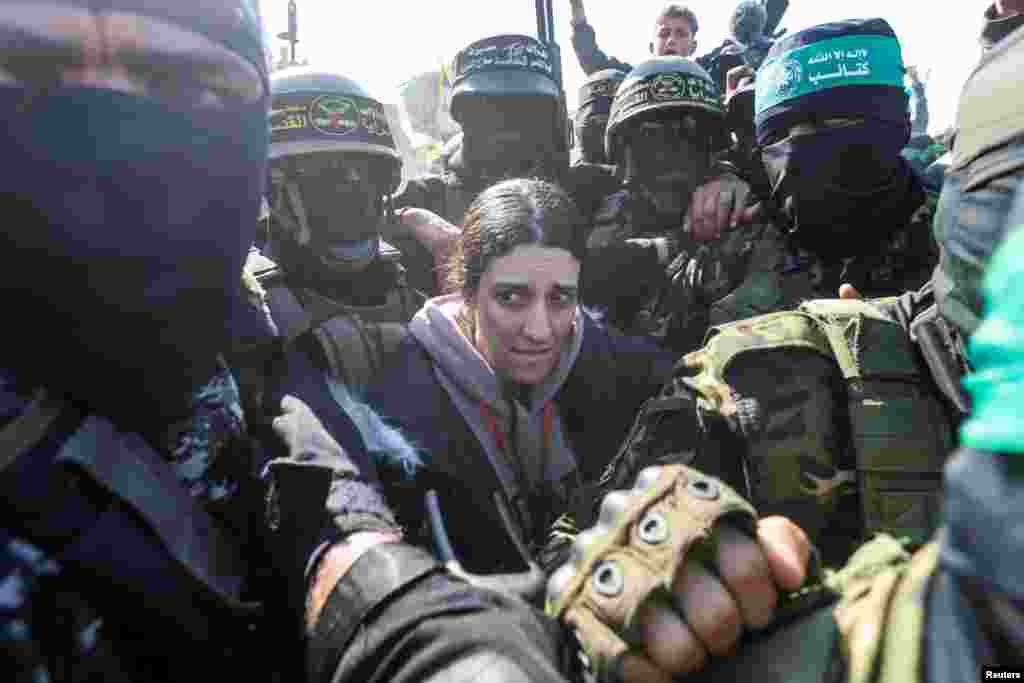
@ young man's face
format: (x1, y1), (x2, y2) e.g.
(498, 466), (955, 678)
(651, 16), (696, 57)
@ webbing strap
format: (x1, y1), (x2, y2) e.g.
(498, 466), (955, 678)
(0, 389), (64, 471)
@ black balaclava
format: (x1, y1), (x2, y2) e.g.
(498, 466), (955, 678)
(754, 18), (922, 261)
(759, 122), (923, 260)
(446, 34), (568, 189)
(0, 1), (269, 425)
(453, 95), (563, 188)
(268, 152), (404, 303)
(620, 110), (713, 219)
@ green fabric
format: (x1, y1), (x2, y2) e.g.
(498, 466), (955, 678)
(824, 533), (913, 594)
(756, 35), (904, 115)
(961, 222), (1024, 454)
(802, 300), (950, 546)
(685, 300), (949, 558)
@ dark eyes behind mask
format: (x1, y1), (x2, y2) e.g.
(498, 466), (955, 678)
(761, 122), (920, 260)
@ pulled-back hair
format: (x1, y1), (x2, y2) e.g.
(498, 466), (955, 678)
(657, 3), (699, 35)
(445, 178), (586, 298)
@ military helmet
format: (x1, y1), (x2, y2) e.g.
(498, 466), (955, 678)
(269, 67), (401, 193)
(605, 56), (725, 165)
(575, 69), (627, 164)
(447, 34), (561, 125)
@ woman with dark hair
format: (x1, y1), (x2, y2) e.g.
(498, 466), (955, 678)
(365, 178), (814, 683)
(367, 178), (677, 574)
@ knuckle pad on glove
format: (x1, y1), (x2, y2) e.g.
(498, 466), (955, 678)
(546, 465), (756, 681)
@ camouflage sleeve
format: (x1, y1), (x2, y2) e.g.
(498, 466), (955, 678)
(688, 534), (935, 683)
(703, 221), (792, 328)
(0, 532), (53, 683)
(830, 537), (939, 683)
(0, 540), (131, 678)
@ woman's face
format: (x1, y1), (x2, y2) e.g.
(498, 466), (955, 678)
(471, 244), (580, 385)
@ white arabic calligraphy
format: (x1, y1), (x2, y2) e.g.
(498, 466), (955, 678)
(807, 47), (872, 67)
(462, 41), (553, 76)
(806, 60), (872, 85)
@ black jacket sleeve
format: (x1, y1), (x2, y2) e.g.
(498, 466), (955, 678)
(570, 21), (634, 76)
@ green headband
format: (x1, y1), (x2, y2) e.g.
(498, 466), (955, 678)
(755, 35), (904, 116)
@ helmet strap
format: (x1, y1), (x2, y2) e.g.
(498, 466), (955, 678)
(284, 179), (312, 246)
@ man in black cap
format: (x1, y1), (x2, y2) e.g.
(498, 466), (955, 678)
(392, 34), (589, 295)
(394, 35), (571, 225)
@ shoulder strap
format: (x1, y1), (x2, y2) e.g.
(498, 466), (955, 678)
(314, 318), (409, 397)
(57, 416), (254, 608)
(682, 309), (835, 414)
(0, 388), (64, 471)
(1, 402), (261, 639)
(798, 297), (924, 381)
(264, 282), (316, 344)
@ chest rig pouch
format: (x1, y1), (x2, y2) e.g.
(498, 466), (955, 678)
(627, 298), (953, 551)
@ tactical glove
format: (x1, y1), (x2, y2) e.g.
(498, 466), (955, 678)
(266, 396), (399, 594)
(546, 464), (756, 682)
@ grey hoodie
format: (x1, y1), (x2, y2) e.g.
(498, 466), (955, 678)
(408, 294), (585, 538)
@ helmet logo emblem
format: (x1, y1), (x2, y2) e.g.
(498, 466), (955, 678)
(646, 72), (719, 108)
(776, 59), (803, 98)
(309, 95), (359, 136)
(650, 73), (687, 101)
(460, 38), (553, 78)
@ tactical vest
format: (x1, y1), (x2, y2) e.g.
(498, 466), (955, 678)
(245, 248), (422, 397)
(611, 297), (955, 560)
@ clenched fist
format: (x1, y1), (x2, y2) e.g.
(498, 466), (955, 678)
(548, 465), (811, 682)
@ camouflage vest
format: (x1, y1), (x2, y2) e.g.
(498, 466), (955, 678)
(244, 249), (421, 397)
(706, 211), (937, 331)
(608, 297), (954, 563)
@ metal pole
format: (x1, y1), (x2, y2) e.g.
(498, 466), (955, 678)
(545, 0), (555, 44)
(288, 0), (297, 63)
